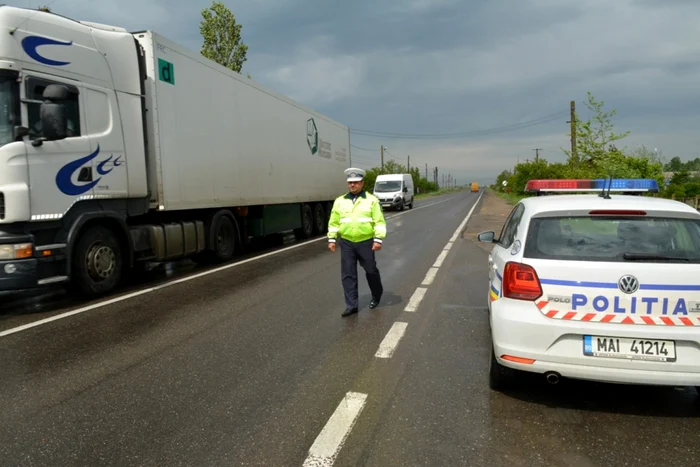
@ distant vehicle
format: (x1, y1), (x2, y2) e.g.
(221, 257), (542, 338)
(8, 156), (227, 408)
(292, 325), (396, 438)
(471, 182), (479, 192)
(478, 178), (700, 395)
(0, 6), (350, 297)
(374, 174), (414, 211)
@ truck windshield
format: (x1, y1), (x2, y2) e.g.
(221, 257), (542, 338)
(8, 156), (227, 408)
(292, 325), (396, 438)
(375, 181), (402, 192)
(0, 77), (17, 147)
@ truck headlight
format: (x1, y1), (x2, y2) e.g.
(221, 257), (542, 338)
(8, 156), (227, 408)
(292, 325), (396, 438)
(0, 243), (33, 260)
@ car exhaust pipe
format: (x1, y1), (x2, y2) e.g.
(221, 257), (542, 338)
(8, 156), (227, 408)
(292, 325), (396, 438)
(545, 372), (560, 385)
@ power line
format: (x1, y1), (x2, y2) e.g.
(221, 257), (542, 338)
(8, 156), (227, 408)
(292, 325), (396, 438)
(350, 144), (378, 152)
(349, 111), (567, 140)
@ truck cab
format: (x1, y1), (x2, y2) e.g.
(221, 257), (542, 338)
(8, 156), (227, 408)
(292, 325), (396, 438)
(0, 6), (148, 294)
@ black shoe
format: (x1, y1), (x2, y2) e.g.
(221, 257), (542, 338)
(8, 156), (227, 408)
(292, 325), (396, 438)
(369, 298), (381, 309)
(342, 308), (358, 317)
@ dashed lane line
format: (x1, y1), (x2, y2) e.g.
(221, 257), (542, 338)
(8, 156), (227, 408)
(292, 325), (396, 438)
(302, 392), (368, 467)
(404, 287), (428, 312)
(374, 321), (409, 359)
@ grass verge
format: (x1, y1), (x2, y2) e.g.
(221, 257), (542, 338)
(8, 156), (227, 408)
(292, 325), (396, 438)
(489, 187), (528, 205)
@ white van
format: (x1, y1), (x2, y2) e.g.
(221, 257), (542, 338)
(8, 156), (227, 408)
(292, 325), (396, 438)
(374, 174), (415, 210)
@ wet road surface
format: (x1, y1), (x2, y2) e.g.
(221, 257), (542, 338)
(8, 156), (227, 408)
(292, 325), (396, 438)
(1, 189), (699, 466)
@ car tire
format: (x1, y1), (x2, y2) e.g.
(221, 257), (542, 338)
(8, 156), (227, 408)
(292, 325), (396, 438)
(489, 344), (516, 391)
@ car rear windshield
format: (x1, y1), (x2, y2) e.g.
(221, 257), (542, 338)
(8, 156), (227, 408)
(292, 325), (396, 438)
(524, 215), (700, 263)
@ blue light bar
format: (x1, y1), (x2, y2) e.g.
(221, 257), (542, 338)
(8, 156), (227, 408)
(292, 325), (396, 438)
(525, 179), (659, 193)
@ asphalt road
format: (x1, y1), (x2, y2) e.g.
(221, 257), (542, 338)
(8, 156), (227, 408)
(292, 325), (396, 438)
(1, 189), (699, 467)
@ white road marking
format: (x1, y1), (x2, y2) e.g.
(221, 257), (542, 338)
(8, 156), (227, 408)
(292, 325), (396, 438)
(432, 250), (449, 268)
(448, 192), (483, 243)
(404, 287), (427, 312)
(375, 321), (409, 359)
(421, 267), (439, 286)
(402, 190), (485, 314)
(0, 194), (460, 339)
(302, 392), (368, 467)
(384, 196), (455, 220)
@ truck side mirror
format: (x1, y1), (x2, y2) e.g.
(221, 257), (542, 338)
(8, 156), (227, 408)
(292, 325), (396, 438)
(403, 187), (408, 193)
(13, 126), (28, 141)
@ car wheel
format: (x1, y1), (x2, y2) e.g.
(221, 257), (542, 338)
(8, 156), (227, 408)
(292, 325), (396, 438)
(489, 344), (516, 391)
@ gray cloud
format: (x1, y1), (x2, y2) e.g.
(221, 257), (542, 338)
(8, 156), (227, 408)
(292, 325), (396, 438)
(8, 0), (700, 184)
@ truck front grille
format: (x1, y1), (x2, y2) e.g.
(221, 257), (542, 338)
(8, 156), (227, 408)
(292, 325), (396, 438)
(0, 192), (4, 220)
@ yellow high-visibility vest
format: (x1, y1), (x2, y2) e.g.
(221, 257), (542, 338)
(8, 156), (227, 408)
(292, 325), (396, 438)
(328, 191), (387, 243)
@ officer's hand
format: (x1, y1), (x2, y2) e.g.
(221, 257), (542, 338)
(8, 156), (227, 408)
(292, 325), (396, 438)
(329, 243), (336, 252)
(372, 242), (382, 251)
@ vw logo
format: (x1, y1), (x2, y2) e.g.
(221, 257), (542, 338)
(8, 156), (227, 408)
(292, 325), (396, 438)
(618, 275), (639, 294)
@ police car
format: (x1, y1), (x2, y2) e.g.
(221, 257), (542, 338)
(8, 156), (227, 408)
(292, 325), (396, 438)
(478, 178), (700, 394)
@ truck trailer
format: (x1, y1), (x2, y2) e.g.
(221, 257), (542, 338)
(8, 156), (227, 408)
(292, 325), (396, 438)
(0, 6), (351, 297)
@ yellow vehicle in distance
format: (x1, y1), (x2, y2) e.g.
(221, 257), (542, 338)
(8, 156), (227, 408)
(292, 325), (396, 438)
(470, 182), (479, 192)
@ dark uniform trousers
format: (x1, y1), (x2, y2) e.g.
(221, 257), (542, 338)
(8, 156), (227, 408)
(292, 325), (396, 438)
(339, 238), (383, 310)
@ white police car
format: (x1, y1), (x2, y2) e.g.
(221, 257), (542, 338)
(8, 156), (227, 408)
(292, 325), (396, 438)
(478, 178), (700, 394)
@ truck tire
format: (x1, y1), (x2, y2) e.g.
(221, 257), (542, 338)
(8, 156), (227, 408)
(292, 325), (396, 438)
(71, 225), (123, 297)
(212, 214), (236, 261)
(312, 203), (326, 235)
(295, 204), (314, 239)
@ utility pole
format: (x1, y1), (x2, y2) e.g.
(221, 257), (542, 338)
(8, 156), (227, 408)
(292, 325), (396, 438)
(380, 145), (385, 173)
(532, 148), (542, 162)
(567, 100), (577, 165)
(407, 155), (410, 172)
(425, 163), (428, 179)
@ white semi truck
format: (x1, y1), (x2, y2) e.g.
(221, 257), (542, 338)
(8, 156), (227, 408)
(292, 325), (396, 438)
(0, 6), (351, 297)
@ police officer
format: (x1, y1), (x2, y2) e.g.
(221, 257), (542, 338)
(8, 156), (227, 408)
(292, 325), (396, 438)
(328, 168), (387, 317)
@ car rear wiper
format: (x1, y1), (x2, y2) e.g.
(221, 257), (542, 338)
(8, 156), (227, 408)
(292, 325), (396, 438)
(622, 253), (690, 262)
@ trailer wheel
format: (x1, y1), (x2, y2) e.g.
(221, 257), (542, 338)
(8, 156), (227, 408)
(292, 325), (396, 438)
(312, 203), (326, 235)
(295, 204), (314, 239)
(71, 225), (123, 297)
(212, 215), (236, 261)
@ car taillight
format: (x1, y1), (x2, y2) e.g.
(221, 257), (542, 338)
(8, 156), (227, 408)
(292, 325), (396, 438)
(502, 262), (542, 301)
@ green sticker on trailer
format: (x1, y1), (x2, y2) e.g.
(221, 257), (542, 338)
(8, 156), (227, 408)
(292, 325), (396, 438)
(158, 58), (174, 85)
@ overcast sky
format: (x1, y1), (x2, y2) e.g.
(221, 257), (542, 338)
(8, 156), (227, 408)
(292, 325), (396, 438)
(13, 0), (700, 185)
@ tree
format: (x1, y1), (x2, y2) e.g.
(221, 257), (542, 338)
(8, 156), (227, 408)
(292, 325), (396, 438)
(630, 145), (665, 166)
(563, 92), (630, 167)
(200, 1), (248, 73)
(665, 156), (683, 172)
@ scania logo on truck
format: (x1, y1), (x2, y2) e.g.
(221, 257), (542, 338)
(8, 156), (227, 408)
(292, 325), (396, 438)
(55, 145), (122, 196)
(21, 35), (73, 67)
(307, 118), (318, 155)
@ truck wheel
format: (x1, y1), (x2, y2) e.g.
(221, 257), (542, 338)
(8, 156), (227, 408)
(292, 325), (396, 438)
(295, 204), (314, 239)
(71, 225), (123, 297)
(212, 215), (236, 261)
(398, 199), (405, 211)
(312, 204), (326, 235)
